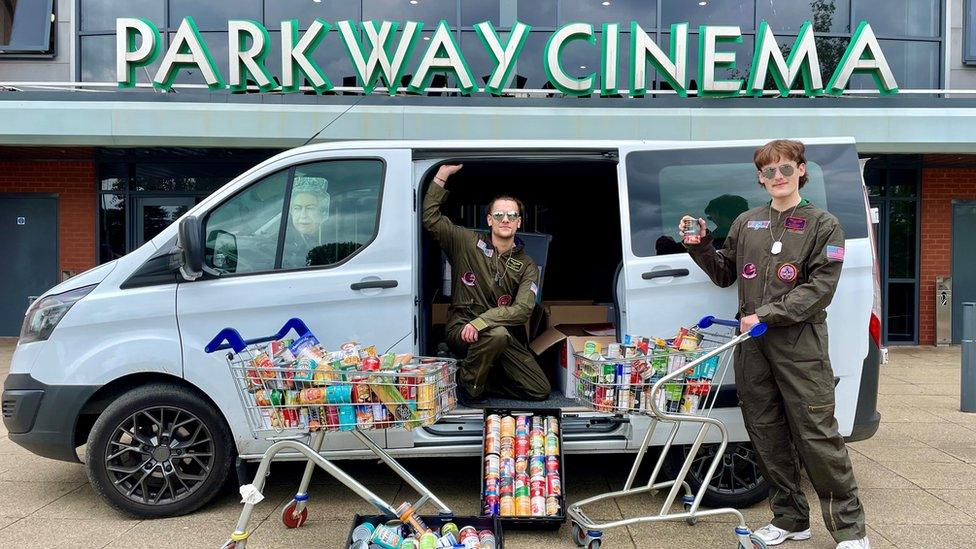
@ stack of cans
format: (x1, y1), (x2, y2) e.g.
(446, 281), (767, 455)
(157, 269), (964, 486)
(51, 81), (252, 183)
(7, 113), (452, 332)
(483, 412), (562, 520)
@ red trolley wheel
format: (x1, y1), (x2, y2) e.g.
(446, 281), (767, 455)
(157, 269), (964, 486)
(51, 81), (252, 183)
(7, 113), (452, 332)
(281, 500), (309, 528)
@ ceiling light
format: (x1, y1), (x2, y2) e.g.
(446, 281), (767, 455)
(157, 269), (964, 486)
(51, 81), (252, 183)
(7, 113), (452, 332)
(423, 36), (430, 40)
(410, 0), (419, 4)
(699, 1), (708, 5)
(579, 65), (587, 69)
(602, 1), (611, 5)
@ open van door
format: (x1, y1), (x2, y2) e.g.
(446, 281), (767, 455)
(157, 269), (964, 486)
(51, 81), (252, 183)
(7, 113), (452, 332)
(616, 138), (873, 437)
(177, 148), (416, 458)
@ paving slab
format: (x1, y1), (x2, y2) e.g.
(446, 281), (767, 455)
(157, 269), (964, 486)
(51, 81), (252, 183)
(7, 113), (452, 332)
(0, 517), (136, 548)
(871, 524), (976, 549)
(0, 454), (87, 483)
(0, 480), (86, 518)
(881, 460), (976, 490)
(856, 488), (975, 525)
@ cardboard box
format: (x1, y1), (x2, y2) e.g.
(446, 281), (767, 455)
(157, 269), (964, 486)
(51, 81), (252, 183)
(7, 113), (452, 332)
(543, 301), (610, 328)
(530, 324), (615, 399)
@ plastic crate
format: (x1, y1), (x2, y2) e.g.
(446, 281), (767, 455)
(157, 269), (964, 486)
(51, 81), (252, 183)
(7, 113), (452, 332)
(346, 514), (503, 548)
(480, 407), (566, 530)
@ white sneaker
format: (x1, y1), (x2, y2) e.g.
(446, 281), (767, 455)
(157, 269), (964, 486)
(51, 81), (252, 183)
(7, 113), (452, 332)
(836, 539), (871, 549)
(754, 524), (812, 546)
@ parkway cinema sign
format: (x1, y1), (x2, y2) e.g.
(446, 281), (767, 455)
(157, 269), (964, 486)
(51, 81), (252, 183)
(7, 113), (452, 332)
(115, 17), (898, 97)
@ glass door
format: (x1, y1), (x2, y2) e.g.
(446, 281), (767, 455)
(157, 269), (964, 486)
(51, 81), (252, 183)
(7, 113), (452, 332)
(133, 196), (197, 248)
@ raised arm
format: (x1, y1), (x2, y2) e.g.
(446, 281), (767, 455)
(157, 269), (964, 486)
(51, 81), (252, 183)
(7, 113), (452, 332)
(422, 164), (467, 256)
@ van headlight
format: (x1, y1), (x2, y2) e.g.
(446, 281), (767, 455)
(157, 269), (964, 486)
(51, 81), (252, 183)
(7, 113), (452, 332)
(19, 285), (96, 344)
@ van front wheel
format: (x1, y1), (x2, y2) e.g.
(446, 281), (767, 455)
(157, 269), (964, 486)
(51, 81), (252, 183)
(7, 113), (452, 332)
(664, 442), (769, 509)
(85, 383), (233, 518)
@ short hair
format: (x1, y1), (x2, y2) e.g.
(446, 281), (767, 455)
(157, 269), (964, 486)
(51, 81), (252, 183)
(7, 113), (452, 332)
(488, 194), (525, 219)
(754, 139), (809, 188)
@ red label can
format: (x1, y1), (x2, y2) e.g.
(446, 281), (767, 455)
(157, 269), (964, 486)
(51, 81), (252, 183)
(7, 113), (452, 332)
(530, 479), (546, 498)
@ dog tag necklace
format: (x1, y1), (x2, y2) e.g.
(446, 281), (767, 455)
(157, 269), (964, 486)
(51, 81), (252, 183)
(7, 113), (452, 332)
(768, 202), (800, 255)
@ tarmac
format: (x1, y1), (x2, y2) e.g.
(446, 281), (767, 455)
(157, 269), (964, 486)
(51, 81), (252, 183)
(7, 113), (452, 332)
(1, 338), (975, 548)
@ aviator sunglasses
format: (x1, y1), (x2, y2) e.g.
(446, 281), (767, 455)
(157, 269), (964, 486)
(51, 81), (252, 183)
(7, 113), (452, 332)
(760, 163), (797, 180)
(490, 211), (521, 222)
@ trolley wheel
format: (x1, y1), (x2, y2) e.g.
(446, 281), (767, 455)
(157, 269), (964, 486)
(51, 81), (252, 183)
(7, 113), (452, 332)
(281, 500), (309, 528)
(572, 522), (586, 546)
(737, 534), (767, 549)
(586, 537), (602, 549)
(220, 540), (244, 549)
(684, 503), (698, 525)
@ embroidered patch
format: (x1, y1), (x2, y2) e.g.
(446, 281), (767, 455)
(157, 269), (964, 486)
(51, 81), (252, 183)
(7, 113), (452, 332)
(826, 245), (846, 261)
(741, 263), (758, 279)
(506, 257), (524, 273)
(529, 282), (538, 296)
(784, 216), (807, 232)
(777, 263), (799, 283)
(477, 239), (493, 258)
(747, 220), (771, 230)
(461, 271), (476, 286)
(497, 294), (512, 306)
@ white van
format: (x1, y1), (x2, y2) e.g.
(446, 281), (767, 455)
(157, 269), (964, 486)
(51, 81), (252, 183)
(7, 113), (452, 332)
(2, 139), (881, 518)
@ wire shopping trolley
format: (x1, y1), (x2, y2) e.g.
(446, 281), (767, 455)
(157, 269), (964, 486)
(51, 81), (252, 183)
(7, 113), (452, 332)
(566, 316), (769, 549)
(204, 318), (457, 549)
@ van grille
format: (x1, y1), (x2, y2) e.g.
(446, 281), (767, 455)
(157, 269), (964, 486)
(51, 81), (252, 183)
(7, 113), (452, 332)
(1, 399), (16, 418)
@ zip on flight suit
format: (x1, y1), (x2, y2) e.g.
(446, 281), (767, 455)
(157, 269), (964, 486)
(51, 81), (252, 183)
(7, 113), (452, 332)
(423, 184), (551, 401)
(685, 199), (866, 543)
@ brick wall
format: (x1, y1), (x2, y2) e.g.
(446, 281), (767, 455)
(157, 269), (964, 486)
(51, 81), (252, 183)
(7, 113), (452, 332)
(0, 149), (97, 278)
(919, 156), (976, 345)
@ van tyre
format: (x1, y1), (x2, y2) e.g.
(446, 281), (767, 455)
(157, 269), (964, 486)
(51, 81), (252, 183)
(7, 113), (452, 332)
(85, 383), (233, 518)
(664, 442), (769, 509)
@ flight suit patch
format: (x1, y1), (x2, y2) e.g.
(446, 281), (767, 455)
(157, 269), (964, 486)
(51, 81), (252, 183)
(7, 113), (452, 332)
(747, 220), (770, 230)
(529, 282), (539, 296)
(826, 245), (845, 261)
(461, 271), (477, 286)
(497, 294), (512, 306)
(741, 263), (758, 279)
(506, 257), (524, 273)
(777, 263), (799, 282)
(477, 239), (493, 258)
(784, 216), (806, 233)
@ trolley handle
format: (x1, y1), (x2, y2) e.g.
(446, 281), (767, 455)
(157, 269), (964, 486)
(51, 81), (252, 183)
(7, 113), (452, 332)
(204, 317), (313, 354)
(697, 315), (767, 338)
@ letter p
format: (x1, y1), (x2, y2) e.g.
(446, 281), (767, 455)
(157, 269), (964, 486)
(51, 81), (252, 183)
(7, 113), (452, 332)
(117, 18), (161, 88)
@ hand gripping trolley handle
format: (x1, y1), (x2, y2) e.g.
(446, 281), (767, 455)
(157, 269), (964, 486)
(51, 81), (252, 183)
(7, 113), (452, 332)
(205, 318), (456, 549)
(566, 316), (769, 549)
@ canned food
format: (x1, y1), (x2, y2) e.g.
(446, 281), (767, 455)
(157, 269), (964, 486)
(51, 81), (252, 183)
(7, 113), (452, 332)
(499, 495), (515, 515)
(514, 482), (529, 499)
(529, 456), (545, 478)
(484, 432), (500, 456)
(486, 414), (501, 436)
(515, 437), (529, 457)
(457, 526), (479, 546)
(499, 477), (514, 497)
(484, 454), (499, 479)
(545, 432), (559, 456)
(547, 472), (562, 496)
(371, 522), (403, 547)
(500, 416), (515, 438)
(483, 494), (500, 515)
(398, 539), (418, 549)
(545, 456), (560, 473)
(530, 479), (545, 498)
(546, 496), (561, 516)
(516, 495), (531, 516)
(682, 217), (701, 244)
(441, 522), (459, 538)
(515, 456), (528, 475)
(418, 531), (437, 549)
(478, 530), (497, 549)
(351, 522), (375, 542)
(484, 476), (499, 496)
(531, 495), (546, 516)
(500, 457), (515, 479)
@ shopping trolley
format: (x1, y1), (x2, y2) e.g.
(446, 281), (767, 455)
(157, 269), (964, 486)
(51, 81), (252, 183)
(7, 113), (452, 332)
(566, 316), (769, 549)
(204, 318), (457, 549)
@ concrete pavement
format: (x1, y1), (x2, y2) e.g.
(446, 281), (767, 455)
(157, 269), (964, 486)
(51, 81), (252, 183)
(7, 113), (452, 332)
(1, 338), (974, 548)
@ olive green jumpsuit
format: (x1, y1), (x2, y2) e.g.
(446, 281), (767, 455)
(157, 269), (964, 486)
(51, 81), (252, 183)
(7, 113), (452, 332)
(423, 184), (551, 401)
(686, 200), (866, 543)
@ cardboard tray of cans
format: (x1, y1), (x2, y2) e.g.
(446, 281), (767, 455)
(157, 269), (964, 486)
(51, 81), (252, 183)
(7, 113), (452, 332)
(346, 514), (503, 548)
(480, 408), (566, 530)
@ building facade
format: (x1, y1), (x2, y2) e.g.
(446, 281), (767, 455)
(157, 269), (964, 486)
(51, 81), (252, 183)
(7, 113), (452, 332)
(1, 0), (976, 344)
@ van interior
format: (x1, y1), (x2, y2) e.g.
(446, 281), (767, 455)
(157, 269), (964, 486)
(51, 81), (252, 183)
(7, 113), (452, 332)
(417, 155), (622, 409)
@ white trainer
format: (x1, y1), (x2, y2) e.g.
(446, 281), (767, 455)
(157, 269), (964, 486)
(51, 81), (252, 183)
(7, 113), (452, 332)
(754, 524), (813, 546)
(836, 539), (871, 549)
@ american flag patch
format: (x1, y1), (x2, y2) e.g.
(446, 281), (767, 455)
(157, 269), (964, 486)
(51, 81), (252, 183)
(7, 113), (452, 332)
(826, 245), (845, 261)
(530, 282), (538, 295)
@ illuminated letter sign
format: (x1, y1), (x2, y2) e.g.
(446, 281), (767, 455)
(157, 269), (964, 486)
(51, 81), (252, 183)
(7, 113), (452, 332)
(116, 18), (160, 88)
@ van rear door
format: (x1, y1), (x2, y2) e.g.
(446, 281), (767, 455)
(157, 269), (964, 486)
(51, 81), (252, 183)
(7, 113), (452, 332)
(177, 148), (416, 457)
(617, 139), (872, 438)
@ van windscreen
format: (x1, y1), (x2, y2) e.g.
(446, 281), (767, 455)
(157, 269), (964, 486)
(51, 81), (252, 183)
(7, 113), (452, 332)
(625, 143), (868, 257)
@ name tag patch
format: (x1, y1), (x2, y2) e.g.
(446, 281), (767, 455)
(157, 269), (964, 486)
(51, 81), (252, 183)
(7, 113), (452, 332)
(826, 245), (846, 261)
(477, 239), (493, 258)
(784, 216), (807, 233)
(506, 257), (524, 273)
(747, 220), (770, 230)
(777, 263), (799, 283)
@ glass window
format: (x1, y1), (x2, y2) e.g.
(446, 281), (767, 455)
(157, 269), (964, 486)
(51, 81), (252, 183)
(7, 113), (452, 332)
(99, 194), (126, 263)
(887, 200), (916, 279)
(559, 0), (655, 28)
(462, 0), (499, 27)
(265, 30), (354, 89)
(625, 144), (868, 257)
(848, 40), (939, 90)
(461, 31), (499, 90)
(757, 0), (850, 33)
(281, 160), (384, 269)
(0, 0), (53, 53)
(81, 0), (163, 32)
(887, 168), (918, 198)
(263, 0), (361, 29)
(204, 170), (288, 274)
(363, 0), (458, 28)
(886, 282), (915, 342)
(518, 0), (556, 27)
(133, 163), (247, 193)
(661, 0), (752, 29)
(853, 0), (939, 37)
(967, 0), (976, 64)
(100, 164), (128, 191)
(169, 0), (262, 31)
(81, 33), (163, 83)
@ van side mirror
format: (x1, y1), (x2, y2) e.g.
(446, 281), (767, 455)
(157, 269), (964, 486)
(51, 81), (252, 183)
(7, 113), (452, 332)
(177, 215), (205, 280)
(206, 229), (238, 274)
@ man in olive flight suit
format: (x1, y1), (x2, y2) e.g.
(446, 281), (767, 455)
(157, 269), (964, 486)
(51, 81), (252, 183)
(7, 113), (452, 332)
(423, 164), (551, 404)
(681, 140), (869, 549)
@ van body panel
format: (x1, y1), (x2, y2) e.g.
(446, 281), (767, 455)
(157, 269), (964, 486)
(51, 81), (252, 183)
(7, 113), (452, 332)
(176, 148), (416, 455)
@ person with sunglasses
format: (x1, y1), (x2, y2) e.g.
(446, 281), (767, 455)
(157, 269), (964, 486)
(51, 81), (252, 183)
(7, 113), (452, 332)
(680, 140), (869, 549)
(423, 164), (550, 405)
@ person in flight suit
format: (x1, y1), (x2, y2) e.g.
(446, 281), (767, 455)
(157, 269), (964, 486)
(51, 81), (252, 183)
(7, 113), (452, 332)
(680, 140), (869, 549)
(423, 164), (551, 404)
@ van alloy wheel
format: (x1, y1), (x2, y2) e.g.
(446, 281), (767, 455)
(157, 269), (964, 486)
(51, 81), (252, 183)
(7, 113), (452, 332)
(105, 406), (215, 505)
(666, 442), (769, 508)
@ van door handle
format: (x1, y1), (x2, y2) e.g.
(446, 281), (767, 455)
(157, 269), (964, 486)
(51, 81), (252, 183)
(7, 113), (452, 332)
(351, 280), (399, 290)
(642, 269), (690, 280)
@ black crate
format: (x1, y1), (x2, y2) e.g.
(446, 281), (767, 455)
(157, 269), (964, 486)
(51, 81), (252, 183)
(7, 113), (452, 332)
(480, 407), (566, 530)
(346, 514), (503, 548)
